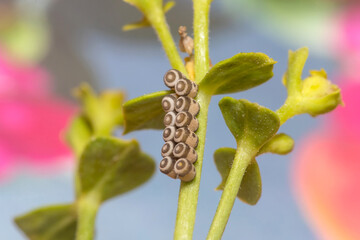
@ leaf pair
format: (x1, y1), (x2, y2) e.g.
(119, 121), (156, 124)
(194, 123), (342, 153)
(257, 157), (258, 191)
(78, 137), (155, 202)
(214, 98), (293, 205)
(15, 137), (156, 240)
(122, 52), (276, 134)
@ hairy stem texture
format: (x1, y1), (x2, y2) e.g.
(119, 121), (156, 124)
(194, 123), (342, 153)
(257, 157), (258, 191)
(193, 0), (211, 84)
(148, 7), (187, 74)
(174, 92), (211, 240)
(174, 1), (212, 239)
(207, 141), (255, 240)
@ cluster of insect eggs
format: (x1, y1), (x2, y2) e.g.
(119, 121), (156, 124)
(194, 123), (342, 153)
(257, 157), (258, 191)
(159, 69), (199, 182)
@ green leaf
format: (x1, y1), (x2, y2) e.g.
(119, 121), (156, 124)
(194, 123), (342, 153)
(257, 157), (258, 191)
(122, 91), (171, 134)
(75, 83), (126, 136)
(199, 53), (276, 95)
(214, 148), (262, 205)
(14, 204), (77, 240)
(122, 1), (175, 31)
(219, 97), (280, 147)
(258, 133), (294, 155)
(78, 137), (155, 202)
(65, 115), (93, 157)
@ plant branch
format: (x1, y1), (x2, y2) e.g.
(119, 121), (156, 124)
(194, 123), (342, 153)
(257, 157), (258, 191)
(193, 0), (211, 83)
(147, 7), (187, 74)
(207, 141), (255, 240)
(276, 97), (301, 125)
(174, 1), (212, 239)
(174, 92), (211, 240)
(76, 194), (100, 240)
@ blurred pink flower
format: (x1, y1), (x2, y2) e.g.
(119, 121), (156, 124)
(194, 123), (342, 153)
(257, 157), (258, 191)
(0, 47), (76, 181)
(293, 80), (360, 240)
(333, 5), (360, 75)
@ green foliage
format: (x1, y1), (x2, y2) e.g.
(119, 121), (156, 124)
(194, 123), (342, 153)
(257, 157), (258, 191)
(258, 133), (294, 155)
(75, 84), (125, 136)
(277, 47), (343, 123)
(214, 148), (262, 205)
(218, 97), (280, 146)
(14, 204), (77, 240)
(122, 91), (171, 134)
(77, 137), (155, 202)
(65, 115), (92, 157)
(212, 98), (280, 207)
(16, 137), (156, 239)
(199, 53), (276, 95)
(14, 0), (345, 237)
(123, 1), (175, 31)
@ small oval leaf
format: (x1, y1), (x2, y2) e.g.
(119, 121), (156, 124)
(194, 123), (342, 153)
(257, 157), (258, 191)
(14, 204), (77, 240)
(219, 97), (280, 147)
(78, 137), (155, 202)
(122, 91), (171, 134)
(200, 53), (276, 95)
(214, 148), (262, 205)
(258, 133), (295, 156)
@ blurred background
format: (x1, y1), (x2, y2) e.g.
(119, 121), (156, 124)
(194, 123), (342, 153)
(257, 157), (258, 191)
(0, 0), (359, 239)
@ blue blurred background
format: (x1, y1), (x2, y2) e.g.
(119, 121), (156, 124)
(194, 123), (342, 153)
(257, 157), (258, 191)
(0, 0), (348, 239)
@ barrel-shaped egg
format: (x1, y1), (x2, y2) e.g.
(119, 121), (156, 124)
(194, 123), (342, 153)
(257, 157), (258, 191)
(174, 127), (198, 148)
(173, 142), (197, 163)
(159, 156), (177, 179)
(175, 96), (200, 116)
(164, 112), (177, 127)
(175, 112), (199, 131)
(162, 94), (178, 112)
(174, 158), (196, 182)
(163, 126), (176, 142)
(175, 78), (198, 98)
(161, 141), (175, 157)
(163, 69), (183, 88)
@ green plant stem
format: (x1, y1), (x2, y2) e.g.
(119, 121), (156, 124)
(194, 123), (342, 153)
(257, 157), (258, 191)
(173, 1), (212, 239)
(76, 194), (100, 240)
(193, 0), (211, 83)
(276, 98), (300, 125)
(207, 141), (255, 240)
(147, 7), (187, 74)
(174, 92), (211, 240)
